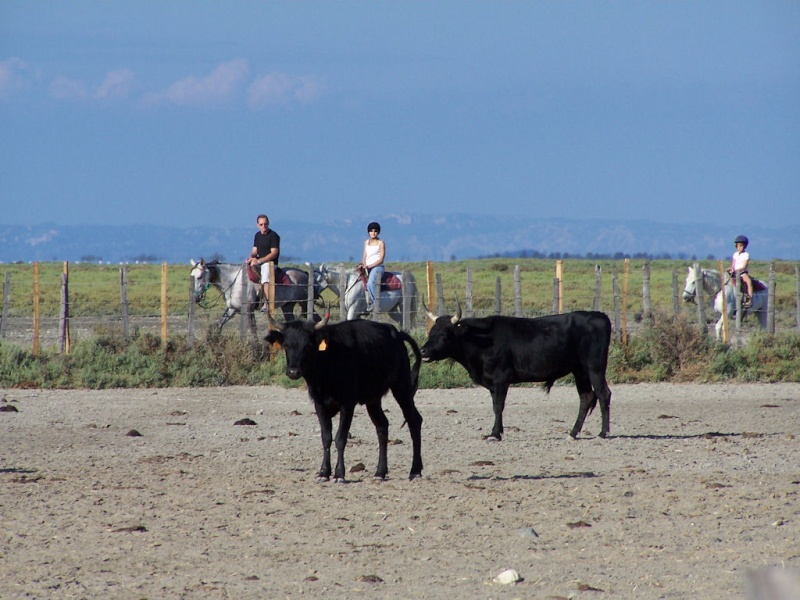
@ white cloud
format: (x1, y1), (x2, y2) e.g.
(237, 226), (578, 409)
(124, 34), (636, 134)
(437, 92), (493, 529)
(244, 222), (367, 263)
(159, 59), (249, 107)
(247, 72), (323, 109)
(49, 76), (88, 101)
(96, 68), (135, 99)
(0, 57), (28, 97)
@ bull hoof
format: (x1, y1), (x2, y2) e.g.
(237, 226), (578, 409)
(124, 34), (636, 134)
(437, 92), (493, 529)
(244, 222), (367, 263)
(483, 435), (501, 442)
(409, 472), (423, 481)
(317, 476), (330, 483)
(334, 477), (347, 484)
(569, 431), (579, 439)
(599, 432), (609, 439)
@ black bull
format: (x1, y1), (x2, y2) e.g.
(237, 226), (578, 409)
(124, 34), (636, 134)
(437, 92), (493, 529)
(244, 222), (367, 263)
(265, 316), (424, 482)
(420, 308), (612, 441)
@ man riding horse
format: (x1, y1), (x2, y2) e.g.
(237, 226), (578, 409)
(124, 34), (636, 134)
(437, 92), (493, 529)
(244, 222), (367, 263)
(246, 214), (280, 311)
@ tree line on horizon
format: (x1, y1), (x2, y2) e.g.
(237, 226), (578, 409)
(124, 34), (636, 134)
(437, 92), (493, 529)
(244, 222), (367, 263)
(476, 249), (716, 262)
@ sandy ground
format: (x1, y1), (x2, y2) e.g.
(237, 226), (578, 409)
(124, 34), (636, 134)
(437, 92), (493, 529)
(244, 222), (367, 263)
(1, 383), (799, 600)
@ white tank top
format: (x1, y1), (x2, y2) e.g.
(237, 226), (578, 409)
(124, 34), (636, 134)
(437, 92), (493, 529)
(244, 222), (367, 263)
(364, 241), (382, 268)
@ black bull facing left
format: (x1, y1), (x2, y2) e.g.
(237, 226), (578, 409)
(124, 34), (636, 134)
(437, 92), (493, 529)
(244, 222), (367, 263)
(265, 316), (424, 483)
(420, 307), (613, 441)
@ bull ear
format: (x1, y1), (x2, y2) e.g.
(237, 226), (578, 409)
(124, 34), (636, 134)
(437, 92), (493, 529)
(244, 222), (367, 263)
(421, 296), (438, 322)
(264, 330), (282, 343)
(451, 294), (462, 324)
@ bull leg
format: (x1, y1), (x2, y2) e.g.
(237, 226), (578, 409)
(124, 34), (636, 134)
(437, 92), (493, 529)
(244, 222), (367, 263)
(571, 372), (599, 438)
(571, 374), (592, 439)
(333, 407), (355, 483)
(394, 396), (424, 480)
(487, 383), (509, 441)
(366, 402), (390, 479)
(314, 403), (334, 482)
(596, 379), (612, 438)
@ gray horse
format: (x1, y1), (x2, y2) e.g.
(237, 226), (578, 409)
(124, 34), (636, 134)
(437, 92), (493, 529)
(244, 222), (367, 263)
(318, 266), (417, 327)
(190, 259), (325, 334)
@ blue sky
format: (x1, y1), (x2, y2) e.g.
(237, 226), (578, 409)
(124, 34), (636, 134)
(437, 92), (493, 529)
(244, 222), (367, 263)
(2, 2), (798, 233)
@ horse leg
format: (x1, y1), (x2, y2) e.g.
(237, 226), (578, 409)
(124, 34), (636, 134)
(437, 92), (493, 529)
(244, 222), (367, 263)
(219, 308), (236, 328)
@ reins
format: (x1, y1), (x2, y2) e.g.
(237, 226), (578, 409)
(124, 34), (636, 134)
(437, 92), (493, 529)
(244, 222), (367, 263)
(195, 264), (247, 309)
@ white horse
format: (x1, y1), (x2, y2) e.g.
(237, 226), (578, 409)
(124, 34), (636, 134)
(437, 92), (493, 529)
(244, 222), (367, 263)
(712, 273), (769, 339)
(190, 259), (325, 334)
(319, 267), (417, 326)
(682, 267), (723, 305)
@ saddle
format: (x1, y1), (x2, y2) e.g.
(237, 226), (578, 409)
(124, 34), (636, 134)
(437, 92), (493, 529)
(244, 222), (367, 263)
(247, 264), (289, 286)
(356, 266), (402, 292)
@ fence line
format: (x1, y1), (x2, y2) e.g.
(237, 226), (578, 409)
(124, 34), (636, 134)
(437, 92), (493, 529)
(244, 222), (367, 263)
(2, 260), (799, 352)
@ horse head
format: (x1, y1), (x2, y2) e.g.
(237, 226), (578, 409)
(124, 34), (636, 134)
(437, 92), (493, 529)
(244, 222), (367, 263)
(189, 258), (210, 303)
(682, 266), (698, 304)
(313, 263), (337, 297)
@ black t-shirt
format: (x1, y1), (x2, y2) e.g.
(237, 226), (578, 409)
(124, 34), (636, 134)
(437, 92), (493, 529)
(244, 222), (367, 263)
(253, 229), (280, 266)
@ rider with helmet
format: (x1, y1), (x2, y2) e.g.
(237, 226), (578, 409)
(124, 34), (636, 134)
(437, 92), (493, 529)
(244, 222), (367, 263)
(359, 221), (385, 312)
(730, 235), (754, 308)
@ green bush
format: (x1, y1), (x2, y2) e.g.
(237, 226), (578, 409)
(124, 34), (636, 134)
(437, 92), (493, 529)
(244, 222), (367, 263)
(2, 323), (800, 390)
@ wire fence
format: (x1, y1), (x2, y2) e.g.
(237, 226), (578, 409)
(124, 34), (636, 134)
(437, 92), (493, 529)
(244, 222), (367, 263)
(1, 259), (798, 353)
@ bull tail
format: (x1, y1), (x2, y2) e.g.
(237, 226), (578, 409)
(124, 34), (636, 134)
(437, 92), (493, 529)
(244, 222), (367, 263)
(400, 331), (422, 395)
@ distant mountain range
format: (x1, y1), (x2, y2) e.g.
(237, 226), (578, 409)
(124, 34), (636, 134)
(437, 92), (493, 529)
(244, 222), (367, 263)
(1, 214), (798, 265)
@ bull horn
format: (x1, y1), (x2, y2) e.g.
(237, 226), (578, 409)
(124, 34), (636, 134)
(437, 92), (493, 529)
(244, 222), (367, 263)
(267, 310), (284, 332)
(451, 294), (462, 324)
(421, 296), (438, 322)
(314, 305), (331, 330)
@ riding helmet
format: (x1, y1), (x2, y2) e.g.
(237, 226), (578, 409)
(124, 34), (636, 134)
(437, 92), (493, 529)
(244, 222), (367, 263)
(367, 221), (381, 234)
(734, 234), (749, 248)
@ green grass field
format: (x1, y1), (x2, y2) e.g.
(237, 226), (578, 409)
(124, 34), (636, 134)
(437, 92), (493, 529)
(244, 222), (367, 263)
(2, 258), (797, 327)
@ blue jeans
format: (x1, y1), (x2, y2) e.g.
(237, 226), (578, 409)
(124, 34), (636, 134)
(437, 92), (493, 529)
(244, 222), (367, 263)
(366, 265), (384, 307)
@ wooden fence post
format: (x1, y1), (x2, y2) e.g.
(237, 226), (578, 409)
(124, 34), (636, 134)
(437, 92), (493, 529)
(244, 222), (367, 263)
(717, 261), (728, 343)
(613, 270), (621, 344)
(161, 262), (168, 344)
(513, 265), (522, 317)
(188, 274), (196, 348)
(401, 269), (411, 331)
(555, 260), (563, 314)
(593, 265), (602, 311)
(672, 268), (679, 316)
(436, 273), (445, 315)
(694, 263), (707, 336)
(465, 266), (474, 318)
(268, 262), (276, 320)
(621, 259), (629, 346)
(552, 277), (559, 316)
(239, 262), (249, 339)
(767, 263), (776, 334)
(120, 267), (130, 341)
(426, 261), (436, 314)
(494, 276), (502, 315)
(733, 271), (743, 346)
(338, 265), (347, 322)
(642, 260), (652, 324)
(796, 263), (800, 329)
(0, 272), (10, 340)
(59, 261), (70, 354)
(33, 262), (40, 357)
(307, 264), (315, 322)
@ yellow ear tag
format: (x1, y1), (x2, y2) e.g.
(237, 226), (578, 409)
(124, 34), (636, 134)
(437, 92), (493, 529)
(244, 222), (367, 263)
(318, 340), (327, 351)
